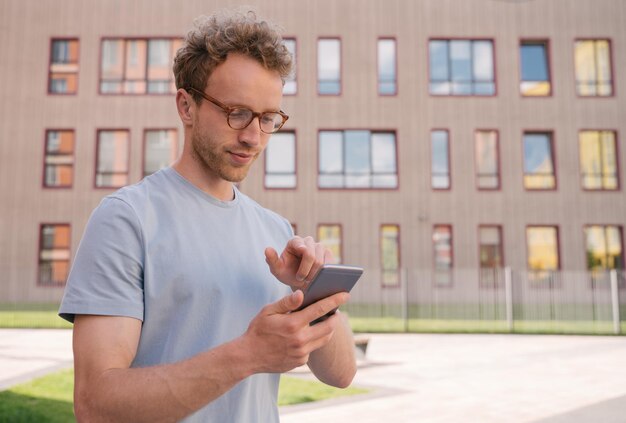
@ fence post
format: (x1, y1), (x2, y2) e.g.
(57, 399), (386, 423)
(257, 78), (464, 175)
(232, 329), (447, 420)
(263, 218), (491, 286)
(401, 268), (409, 333)
(505, 267), (513, 332)
(610, 269), (621, 335)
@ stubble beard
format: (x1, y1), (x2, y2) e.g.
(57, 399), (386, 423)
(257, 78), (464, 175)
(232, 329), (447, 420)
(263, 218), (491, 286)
(190, 126), (256, 183)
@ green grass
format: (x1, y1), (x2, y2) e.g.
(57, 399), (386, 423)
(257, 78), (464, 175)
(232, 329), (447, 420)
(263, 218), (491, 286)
(0, 369), (369, 422)
(0, 304), (71, 329)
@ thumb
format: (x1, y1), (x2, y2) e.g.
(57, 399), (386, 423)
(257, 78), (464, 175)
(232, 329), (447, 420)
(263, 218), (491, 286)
(267, 290), (304, 315)
(264, 247), (283, 275)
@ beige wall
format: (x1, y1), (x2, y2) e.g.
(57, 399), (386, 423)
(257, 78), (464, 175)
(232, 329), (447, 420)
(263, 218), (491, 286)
(0, 0), (625, 302)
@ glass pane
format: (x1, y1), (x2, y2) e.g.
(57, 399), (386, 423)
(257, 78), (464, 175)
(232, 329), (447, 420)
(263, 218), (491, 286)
(145, 130), (176, 175)
(601, 131), (617, 189)
(433, 226), (452, 270)
(595, 40), (612, 94)
(378, 39), (396, 94)
(429, 40), (449, 81)
(520, 43), (549, 82)
(381, 225), (400, 285)
(450, 40), (471, 82)
(472, 41), (494, 81)
(318, 39), (340, 92)
(101, 39), (124, 79)
(345, 131), (370, 174)
(479, 226), (501, 268)
(585, 226), (607, 269)
(265, 174), (296, 188)
(475, 130), (498, 188)
(523, 133), (554, 188)
(283, 39), (297, 94)
(319, 131), (343, 174)
(371, 133), (397, 173)
(126, 40), (147, 80)
(431, 130), (449, 188)
(98, 131), (129, 173)
(575, 40), (596, 95)
(148, 39), (172, 82)
(607, 226), (623, 269)
(319, 174), (343, 188)
(579, 131), (601, 189)
(265, 132), (295, 174)
(318, 225), (341, 264)
(527, 227), (559, 270)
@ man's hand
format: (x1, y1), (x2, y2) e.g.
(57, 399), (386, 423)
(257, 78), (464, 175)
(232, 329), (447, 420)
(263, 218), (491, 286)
(241, 289), (349, 373)
(265, 236), (333, 291)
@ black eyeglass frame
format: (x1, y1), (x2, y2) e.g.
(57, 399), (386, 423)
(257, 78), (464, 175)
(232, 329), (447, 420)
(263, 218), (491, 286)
(186, 87), (289, 134)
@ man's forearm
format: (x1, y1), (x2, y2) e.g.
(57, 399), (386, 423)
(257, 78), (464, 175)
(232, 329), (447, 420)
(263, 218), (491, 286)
(307, 311), (356, 388)
(76, 337), (254, 423)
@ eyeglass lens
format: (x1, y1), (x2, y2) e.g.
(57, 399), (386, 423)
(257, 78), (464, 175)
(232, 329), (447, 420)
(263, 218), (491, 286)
(227, 108), (284, 133)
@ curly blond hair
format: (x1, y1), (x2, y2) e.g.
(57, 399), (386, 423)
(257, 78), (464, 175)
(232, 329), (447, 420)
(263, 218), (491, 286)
(173, 9), (293, 102)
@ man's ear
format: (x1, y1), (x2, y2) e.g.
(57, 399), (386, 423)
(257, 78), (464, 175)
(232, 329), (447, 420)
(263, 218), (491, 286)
(176, 89), (194, 125)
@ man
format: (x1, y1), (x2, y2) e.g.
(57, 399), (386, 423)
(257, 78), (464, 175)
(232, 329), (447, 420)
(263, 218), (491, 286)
(59, 10), (356, 422)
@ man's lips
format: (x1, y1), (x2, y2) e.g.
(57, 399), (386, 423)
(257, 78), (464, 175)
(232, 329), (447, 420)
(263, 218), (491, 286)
(228, 151), (256, 165)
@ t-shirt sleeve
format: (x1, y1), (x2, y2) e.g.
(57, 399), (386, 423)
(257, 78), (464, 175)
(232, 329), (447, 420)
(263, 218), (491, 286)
(59, 196), (145, 323)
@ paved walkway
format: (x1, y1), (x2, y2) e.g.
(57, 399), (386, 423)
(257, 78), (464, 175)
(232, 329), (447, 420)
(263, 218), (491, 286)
(1, 330), (625, 422)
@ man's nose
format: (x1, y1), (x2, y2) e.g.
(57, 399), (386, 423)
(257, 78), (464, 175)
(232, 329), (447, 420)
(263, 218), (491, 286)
(238, 116), (262, 147)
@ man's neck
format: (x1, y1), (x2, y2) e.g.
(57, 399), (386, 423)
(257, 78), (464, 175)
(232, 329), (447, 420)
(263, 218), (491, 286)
(172, 159), (235, 202)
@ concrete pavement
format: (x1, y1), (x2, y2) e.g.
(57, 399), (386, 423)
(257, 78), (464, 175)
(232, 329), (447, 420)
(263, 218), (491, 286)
(1, 330), (625, 422)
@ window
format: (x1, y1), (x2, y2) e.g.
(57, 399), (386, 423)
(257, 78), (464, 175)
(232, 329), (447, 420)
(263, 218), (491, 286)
(475, 130), (499, 189)
(39, 224), (71, 286)
(429, 39), (495, 96)
(378, 38), (397, 95)
(523, 132), (556, 190)
(433, 225), (453, 286)
(100, 38), (182, 94)
(319, 130), (397, 189)
(585, 225), (624, 272)
(575, 39), (613, 96)
(96, 130), (129, 188)
(283, 38), (297, 95)
(479, 225), (503, 286)
(526, 226), (560, 276)
(43, 130), (74, 188)
(144, 129), (177, 177)
(318, 224), (341, 264)
(381, 225), (400, 286)
(431, 130), (450, 189)
(48, 39), (79, 94)
(520, 40), (551, 96)
(579, 130), (618, 190)
(318, 38), (341, 95)
(265, 131), (296, 188)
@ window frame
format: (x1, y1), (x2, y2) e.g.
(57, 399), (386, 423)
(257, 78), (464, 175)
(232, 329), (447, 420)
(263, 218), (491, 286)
(317, 129), (399, 191)
(522, 130), (558, 191)
(99, 36), (182, 96)
(48, 38), (79, 95)
(427, 37), (497, 97)
(317, 37), (342, 96)
(42, 129), (75, 189)
(519, 38), (552, 97)
(474, 129), (501, 191)
(578, 129), (620, 192)
(264, 129), (297, 190)
(574, 38), (615, 98)
(95, 128), (131, 189)
(37, 223), (71, 287)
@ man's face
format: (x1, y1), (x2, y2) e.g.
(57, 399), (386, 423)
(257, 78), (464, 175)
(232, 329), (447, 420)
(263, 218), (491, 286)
(189, 53), (284, 183)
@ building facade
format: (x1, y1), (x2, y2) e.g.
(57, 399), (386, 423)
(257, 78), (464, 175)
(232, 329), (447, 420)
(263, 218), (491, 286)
(0, 0), (625, 307)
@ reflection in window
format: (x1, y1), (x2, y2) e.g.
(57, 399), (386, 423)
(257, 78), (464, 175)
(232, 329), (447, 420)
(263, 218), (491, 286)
(575, 39), (613, 96)
(433, 225), (453, 285)
(579, 130), (618, 190)
(520, 40), (551, 96)
(526, 226), (559, 273)
(479, 225), (502, 286)
(100, 38), (182, 94)
(318, 224), (341, 264)
(523, 132), (555, 190)
(431, 130), (450, 189)
(96, 130), (129, 188)
(475, 130), (499, 189)
(49, 39), (79, 94)
(318, 38), (341, 95)
(44, 130), (74, 187)
(265, 131), (296, 188)
(319, 131), (397, 189)
(283, 38), (297, 95)
(381, 225), (400, 286)
(378, 39), (396, 95)
(39, 224), (71, 286)
(429, 39), (495, 96)
(144, 129), (177, 177)
(585, 225), (624, 271)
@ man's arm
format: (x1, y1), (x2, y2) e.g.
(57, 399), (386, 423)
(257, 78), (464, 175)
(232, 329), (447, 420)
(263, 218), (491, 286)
(73, 290), (345, 423)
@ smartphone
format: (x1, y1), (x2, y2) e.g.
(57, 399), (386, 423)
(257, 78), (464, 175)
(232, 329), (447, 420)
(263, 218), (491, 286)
(295, 264), (363, 324)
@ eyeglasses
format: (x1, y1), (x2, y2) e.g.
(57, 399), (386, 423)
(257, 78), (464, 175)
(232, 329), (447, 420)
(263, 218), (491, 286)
(187, 87), (289, 134)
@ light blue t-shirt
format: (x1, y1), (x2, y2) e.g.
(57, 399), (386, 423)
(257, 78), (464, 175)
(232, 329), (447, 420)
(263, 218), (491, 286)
(59, 167), (293, 422)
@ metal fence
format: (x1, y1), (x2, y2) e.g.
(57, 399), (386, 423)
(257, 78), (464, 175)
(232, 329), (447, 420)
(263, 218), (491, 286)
(343, 268), (625, 335)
